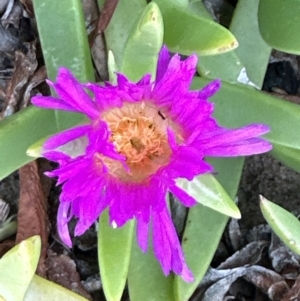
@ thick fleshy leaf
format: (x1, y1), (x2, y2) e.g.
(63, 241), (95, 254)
(0, 236), (41, 301)
(187, 1), (212, 18)
(128, 233), (174, 301)
(229, 0), (271, 88)
(192, 77), (300, 150)
(271, 143), (300, 174)
(258, 0), (300, 54)
(121, 2), (164, 81)
(0, 108), (85, 181)
(97, 0), (147, 69)
(198, 51), (245, 84)
(176, 174), (241, 218)
(33, 0), (94, 82)
(174, 157), (244, 301)
(194, 3), (244, 84)
(26, 137), (48, 158)
(154, 0), (238, 55)
(98, 211), (134, 301)
(24, 275), (89, 301)
(260, 196), (300, 255)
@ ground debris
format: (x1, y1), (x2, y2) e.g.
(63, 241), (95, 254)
(218, 241), (268, 270)
(19, 0), (34, 17)
(195, 266), (287, 301)
(16, 160), (49, 277)
(269, 233), (300, 280)
(89, 0), (120, 81)
(1, 42), (37, 118)
(46, 249), (92, 300)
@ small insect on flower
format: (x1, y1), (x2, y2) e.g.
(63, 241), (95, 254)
(31, 46), (272, 282)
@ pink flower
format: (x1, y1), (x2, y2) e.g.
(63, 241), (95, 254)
(32, 46), (272, 281)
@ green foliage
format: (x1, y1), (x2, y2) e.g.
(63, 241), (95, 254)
(33, 0), (94, 82)
(0, 236), (40, 301)
(271, 144), (300, 174)
(121, 2), (164, 81)
(0, 108), (85, 180)
(230, 0), (271, 88)
(154, 0), (238, 55)
(98, 211), (134, 301)
(25, 275), (90, 301)
(128, 237), (174, 301)
(177, 174), (241, 218)
(260, 196), (300, 255)
(0, 236), (90, 300)
(258, 0), (300, 54)
(98, 0), (147, 68)
(198, 0), (271, 87)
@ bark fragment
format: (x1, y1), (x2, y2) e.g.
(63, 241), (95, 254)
(16, 160), (49, 277)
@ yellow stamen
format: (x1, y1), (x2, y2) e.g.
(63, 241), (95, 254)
(97, 101), (182, 183)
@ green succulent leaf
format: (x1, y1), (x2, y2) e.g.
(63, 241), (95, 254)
(0, 236), (41, 301)
(0, 108), (85, 181)
(260, 196), (300, 255)
(121, 2), (164, 81)
(271, 143), (300, 174)
(24, 275), (89, 301)
(33, 0), (94, 82)
(128, 235), (174, 301)
(176, 174), (241, 219)
(187, 1), (212, 18)
(174, 157), (244, 301)
(198, 51), (245, 84)
(258, 0), (300, 54)
(194, 2), (244, 84)
(98, 0), (147, 69)
(154, 0), (238, 56)
(98, 211), (134, 301)
(230, 0), (271, 88)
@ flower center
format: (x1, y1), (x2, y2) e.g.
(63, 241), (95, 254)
(99, 101), (180, 183)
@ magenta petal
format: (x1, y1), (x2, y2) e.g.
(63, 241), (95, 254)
(74, 192), (107, 237)
(43, 150), (71, 163)
(156, 45), (171, 82)
(57, 201), (72, 247)
(88, 84), (123, 110)
(152, 211), (172, 275)
(54, 68), (99, 119)
(137, 217), (149, 252)
(31, 95), (79, 112)
(199, 124), (270, 147)
(48, 157), (90, 185)
(153, 54), (198, 103)
(198, 79), (221, 98)
(44, 125), (90, 150)
(152, 209), (194, 281)
(205, 139), (272, 156)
